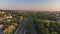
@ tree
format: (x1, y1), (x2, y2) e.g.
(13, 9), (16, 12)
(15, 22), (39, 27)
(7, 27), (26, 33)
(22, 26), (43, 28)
(42, 28), (50, 34)
(51, 32), (58, 34)
(40, 20), (50, 27)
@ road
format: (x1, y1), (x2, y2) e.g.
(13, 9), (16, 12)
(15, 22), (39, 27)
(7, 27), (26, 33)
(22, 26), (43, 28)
(0, 32), (4, 34)
(50, 17), (60, 23)
(17, 17), (29, 34)
(15, 14), (60, 34)
(0, 28), (4, 34)
(14, 22), (23, 34)
(17, 15), (37, 34)
(56, 17), (60, 22)
(29, 15), (37, 34)
(14, 17), (28, 34)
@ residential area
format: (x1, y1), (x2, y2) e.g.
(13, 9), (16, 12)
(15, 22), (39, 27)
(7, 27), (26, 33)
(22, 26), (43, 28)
(0, 10), (24, 34)
(0, 10), (60, 34)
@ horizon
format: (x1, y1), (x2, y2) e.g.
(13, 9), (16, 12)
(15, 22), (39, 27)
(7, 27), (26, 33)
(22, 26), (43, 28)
(0, 0), (60, 11)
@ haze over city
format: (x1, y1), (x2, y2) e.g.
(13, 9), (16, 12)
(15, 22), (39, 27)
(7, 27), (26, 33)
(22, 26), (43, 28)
(1, 0), (60, 34)
(0, 0), (60, 11)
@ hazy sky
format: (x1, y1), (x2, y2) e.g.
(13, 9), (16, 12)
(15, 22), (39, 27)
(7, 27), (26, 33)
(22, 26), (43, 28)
(0, 0), (60, 11)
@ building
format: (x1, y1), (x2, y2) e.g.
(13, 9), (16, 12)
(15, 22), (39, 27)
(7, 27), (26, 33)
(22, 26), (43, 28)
(0, 11), (5, 14)
(6, 15), (12, 19)
(17, 16), (24, 24)
(0, 24), (3, 28)
(19, 16), (24, 20)
(0, 17), (3, 21)
(0, 24), (3, 31)
(3, 25), (14, 33)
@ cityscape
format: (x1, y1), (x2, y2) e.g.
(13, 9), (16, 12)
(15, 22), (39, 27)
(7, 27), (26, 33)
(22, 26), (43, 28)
(0, 10), (60, 34)
(0, 0), (60, 34)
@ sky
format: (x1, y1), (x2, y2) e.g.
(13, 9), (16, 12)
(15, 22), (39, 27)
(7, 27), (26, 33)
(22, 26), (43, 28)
(0, 0), (60, 11)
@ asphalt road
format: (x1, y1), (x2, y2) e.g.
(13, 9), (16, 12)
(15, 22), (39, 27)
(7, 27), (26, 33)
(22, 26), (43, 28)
(14, 15), (60, 34)
(18, 18), (29, 34)
(29, 15), (37, 34)
(14, 23), (23, 34)
(0, 32), (4, 34)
